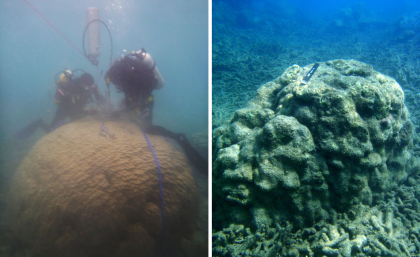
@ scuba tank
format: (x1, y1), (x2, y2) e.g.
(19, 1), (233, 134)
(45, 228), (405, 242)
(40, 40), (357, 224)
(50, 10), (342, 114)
(130, 49), (165, 89)
(86, 7), (101, 62)
(51, 69), (73, 104)
(52, 69), (90, 104)
(57, 69), (73, 85)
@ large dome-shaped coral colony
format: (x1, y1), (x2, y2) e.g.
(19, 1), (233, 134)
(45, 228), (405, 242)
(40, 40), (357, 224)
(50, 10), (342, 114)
(8, 118), (199, 257)
(213, 60), (420, 256)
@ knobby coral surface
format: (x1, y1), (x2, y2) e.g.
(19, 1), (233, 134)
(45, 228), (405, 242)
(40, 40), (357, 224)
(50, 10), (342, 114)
(213, 60), (420, 256)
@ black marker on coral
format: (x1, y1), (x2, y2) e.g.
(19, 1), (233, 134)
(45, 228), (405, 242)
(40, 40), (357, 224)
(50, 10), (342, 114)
(301, 63), (319, 85)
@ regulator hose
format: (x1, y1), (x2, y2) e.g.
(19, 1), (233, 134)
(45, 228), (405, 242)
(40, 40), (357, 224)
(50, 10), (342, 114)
(82, 19), (113, 67)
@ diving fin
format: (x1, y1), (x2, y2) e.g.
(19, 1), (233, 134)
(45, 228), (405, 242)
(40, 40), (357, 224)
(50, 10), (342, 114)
(13, 118), (43, 139)
(175, 133), (208, 176)
(141, 125), (209, 176)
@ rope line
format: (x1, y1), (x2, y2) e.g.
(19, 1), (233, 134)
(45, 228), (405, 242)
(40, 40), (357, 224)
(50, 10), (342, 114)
(23, 0), (91, 62)
(142, 131), (167, 257)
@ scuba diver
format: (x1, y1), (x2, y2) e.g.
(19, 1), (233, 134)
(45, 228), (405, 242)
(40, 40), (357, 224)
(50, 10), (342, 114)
(14, 70), (105, 139)
(105, 49), (208, 176)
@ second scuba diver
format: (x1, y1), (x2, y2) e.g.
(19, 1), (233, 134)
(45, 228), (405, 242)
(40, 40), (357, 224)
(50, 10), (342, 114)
(105, 49), (208, 176)
(14, 70), (105, 139)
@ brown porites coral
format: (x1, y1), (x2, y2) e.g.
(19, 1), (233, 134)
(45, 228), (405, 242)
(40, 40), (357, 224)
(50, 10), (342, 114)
(7, 118), (199, 257)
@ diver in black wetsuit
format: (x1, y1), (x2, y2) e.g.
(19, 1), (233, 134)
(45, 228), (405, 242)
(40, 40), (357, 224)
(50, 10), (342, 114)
(105, 49), (208, 176)
(14, 70), (105, 139)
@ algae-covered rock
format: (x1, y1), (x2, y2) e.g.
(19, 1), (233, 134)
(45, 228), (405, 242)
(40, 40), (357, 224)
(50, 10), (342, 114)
(213, 60), (420, 256)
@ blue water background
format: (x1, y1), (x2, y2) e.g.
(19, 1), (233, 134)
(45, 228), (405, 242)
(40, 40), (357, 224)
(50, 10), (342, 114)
(217, 0), (413, 22)
(0, 0), (208, 173)
(212, 0), (420, 127)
